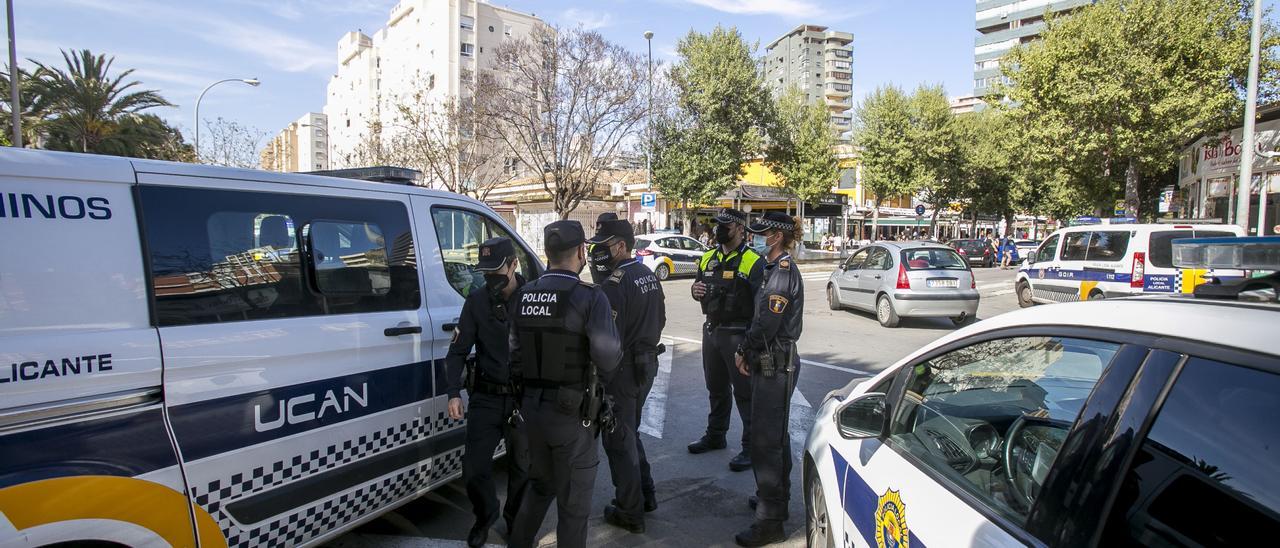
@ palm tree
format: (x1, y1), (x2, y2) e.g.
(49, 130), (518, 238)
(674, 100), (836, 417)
(1, 66), (52, 147)
(32, 49), (171, 153)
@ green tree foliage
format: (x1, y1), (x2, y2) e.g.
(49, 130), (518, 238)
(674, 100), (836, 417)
(767, 88), (839, 209)
(908, 85), (963, 234)
(33, 50), (172, 153)
(1, 66), (52, 147)
(655, 26), (772, 232)
(1002, 0), (1279, 219)
(854, 84), (916, 238)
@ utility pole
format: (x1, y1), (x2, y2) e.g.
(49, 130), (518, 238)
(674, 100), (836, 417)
(1236, 0), (1263, 233)
(6, 0), (21, 147)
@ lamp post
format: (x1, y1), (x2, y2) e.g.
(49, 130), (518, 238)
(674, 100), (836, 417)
(7, 0), (20, 147)
(1236, 0), (1263, 233)
(644, 30), (654, 222)
(194, 77), (260, 159)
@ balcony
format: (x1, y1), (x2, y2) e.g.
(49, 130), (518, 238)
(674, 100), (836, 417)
(826, 96), (851, 109)
(824, 85), (851, 98)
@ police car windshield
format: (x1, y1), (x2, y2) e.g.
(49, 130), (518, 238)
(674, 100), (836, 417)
(902, 248), (967, 270)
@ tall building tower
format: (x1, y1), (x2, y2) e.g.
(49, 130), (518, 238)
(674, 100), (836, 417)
(763, 24), (854, 138)
(323, 0), (543, 178)
(262, 112), (329, 173)
(973, 0), (1094, 96)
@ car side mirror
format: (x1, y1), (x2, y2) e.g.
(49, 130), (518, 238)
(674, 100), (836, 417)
(1026, 255), (1036, 265)
(836, 392), (887, 439)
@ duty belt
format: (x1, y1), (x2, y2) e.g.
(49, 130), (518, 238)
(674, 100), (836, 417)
(707, 320), (749, 330)
(472, 377), (517, 396)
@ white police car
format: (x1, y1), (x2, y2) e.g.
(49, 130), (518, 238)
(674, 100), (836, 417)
(0, 149), (541, 547)
(634, 233), (709, 280)
(804, 236), (1280, 547)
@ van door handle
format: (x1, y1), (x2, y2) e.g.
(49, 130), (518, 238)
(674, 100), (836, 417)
(441, 323), (458, 332)
(384, 326), (422, 336)
(873, 275), (882, 279)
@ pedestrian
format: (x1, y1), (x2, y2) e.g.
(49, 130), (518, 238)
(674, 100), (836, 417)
(445, 237), (530, 547)
(508, 220), (623, 548)
(587, 217), (667, 534)
(733, 211), (805, 546)
(688, 208), (765, 472)
(1000, 237), (1018, 269)
(588, 212), (619, 284)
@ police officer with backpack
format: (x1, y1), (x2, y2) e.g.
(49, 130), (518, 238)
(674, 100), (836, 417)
(587, 217), (667, 534)
(508, 220), (622, 548)
(689, 208), (765, 472)
(444, 237), (529, 548)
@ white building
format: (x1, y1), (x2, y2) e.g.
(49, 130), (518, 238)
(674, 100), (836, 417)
(323, 0), (542, 181)
(762, 24), (854, 139)
(261, 112), (329, 173)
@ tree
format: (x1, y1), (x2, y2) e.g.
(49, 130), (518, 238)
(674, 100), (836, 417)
(1002, 0), (1280, 219)
(908, 85), (963, 236)
(854, 85), (916, 240)
(1, 66), (51, 147)
(101, 113), (196, 162)
(391, 89), (515, 200)
(200, 117), (267, 169)
(656, 25), (773, 233)
(480, 25), (648, 218)
(32, 49), (171, 153)
(767, 88), (839, 215)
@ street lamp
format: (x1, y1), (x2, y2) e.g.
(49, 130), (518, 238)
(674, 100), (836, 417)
(644, 31), (654, 190)
(194, 77), (260, 158)
(1237, 0), (1263, 233)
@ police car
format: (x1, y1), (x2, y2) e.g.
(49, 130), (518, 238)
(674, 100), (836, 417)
(0, 149), (541, 547)
(804, 236), (1279, 547)
(1015, 220), (1244, 306)
(634, 233), (708, 280)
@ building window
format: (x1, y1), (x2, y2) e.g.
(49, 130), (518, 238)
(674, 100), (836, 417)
(504, 24), (513, 36)
(461, 42), (474, 57)
(460, 15), (474, 30)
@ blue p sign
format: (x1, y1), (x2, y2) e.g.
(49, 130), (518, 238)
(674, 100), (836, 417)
(915, 204), (926, 216)
(641, 192), (657, 209)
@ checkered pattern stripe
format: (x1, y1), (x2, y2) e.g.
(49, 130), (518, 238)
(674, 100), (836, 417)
(1174, 270), (1184, 291)
(192, 410), (466, 548)
(752, 218), (795, 231)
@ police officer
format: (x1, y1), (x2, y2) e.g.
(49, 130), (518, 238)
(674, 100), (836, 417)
(587, 218), (666, 533)
(508, 220), (622, 548)
(689, 208), (765, 472)
(445, 237), (529, 547)
(732, 212), (804, 547)
(588, 212), (619, 284)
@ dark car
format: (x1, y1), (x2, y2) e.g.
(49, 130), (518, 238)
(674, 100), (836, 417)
(950, 238), (995, 268)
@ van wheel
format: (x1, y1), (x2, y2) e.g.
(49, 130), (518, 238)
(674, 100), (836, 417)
(1017, 281), (1035, 308)
(1087, 290), (1105, 301)
(876, 295), (899, 328)
(654, 263), (670, 281)
(827, 284), (841, 310)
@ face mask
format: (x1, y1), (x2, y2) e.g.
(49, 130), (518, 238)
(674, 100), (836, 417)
(588, 243), (614, 283)
(714, 223), (734, 245)
(484, 273), (509, 296)
(751, 234), (769, 255)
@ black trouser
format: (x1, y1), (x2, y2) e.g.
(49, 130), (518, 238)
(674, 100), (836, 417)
(702, 324), (752, 449)
(749, 349), (801, 522)
(602, 356), (658, 520)
(509, 388), (600, 548)
(463, 392), (529, 530)
(637, 358), (656, 497)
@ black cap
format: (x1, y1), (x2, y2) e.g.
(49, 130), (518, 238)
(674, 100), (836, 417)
(475, 237), (515, 272)
(587, 218), (634, 245)
(747, 211), (797, 234)
(596, 212), (618, 224)
(544, 220), (586, 252)
(714, 208), (748, 225)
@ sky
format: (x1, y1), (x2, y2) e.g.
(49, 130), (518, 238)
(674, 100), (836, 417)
(9, 0), (1244, 143)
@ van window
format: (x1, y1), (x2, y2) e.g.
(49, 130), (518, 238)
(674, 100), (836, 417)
(431, 207), (535, 297)
(1101, 357), (1280, 544)
(1060, 232), (1090, 261)
(1148, 230), (1236, 268)
(1084, 231), (1130, 262)
(140, 186), (420, 326)
(1037, 234), (1060, 263)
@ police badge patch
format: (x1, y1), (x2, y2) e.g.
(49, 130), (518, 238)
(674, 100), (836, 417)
(768, 294), (789, 313)
(874, 489), (909, 548)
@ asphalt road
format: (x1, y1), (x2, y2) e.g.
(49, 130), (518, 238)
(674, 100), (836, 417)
(326, 265), (1021, 548)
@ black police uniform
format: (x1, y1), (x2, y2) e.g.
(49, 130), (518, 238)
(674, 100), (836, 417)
(692, 210), (765, 463)
(735, 214), (804, 546)
(444, 239), (529, 545)
(589, 219), (667, 527)
(508, 221), (622, 548)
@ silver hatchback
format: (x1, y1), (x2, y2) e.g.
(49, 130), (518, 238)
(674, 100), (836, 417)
(826, 241), (980, 327)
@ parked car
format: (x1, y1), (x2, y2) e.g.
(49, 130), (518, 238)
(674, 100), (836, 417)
(1015, 222), (1244, 306)
(949, 238), (996, 268)
(827, 241), (979, 327)
(805, 239), (1280, 547)
(634, 233), (708, 280)
(1013, 239), (1041, 259)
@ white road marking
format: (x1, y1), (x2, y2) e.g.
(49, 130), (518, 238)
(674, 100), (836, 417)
(789, 387), (815, 460)
(976, 281), (1012, 291)
(638, 339), (674, 439)
(662, 334), (874, 377)
(986, 289), (1015, 297)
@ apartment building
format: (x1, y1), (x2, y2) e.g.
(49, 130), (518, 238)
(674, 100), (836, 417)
(261, 112), (329, 173)
(323, 0), (542, 179)
(974, 0), (1094, 96)
(763, 24), (855, 138)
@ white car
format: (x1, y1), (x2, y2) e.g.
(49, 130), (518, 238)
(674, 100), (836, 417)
(634, 233), (709, 280)
(803, 240), (1280, 547)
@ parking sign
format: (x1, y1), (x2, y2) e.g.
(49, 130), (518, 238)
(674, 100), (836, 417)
(641, 192), (657, 209)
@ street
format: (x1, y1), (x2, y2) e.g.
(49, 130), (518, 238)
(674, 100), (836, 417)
(326, 264), (1020, 547)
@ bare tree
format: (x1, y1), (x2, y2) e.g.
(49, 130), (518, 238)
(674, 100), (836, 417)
(480, 25), (649, 218)
(391, 88), (516, 201)
(201, 117), (267, 169)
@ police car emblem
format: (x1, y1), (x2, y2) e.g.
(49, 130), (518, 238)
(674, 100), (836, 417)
(482, 247), (491, 256)
(1038, 268), (1044, 280)
(874, 488), (909, 548)
(768, 295), (789, 314)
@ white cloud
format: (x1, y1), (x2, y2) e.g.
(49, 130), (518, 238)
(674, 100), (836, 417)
(560, 8), (614, 30)
(681, 0), (821, 18)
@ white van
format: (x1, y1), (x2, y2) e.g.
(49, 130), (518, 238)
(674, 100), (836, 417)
(0, 149), (541, 547)
(1015, 221), (1244, 305)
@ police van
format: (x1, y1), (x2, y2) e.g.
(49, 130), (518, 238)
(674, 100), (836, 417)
(1015, 220), (1244, 306)
(0, 149), (541, 547)
(804, 236), (1280, 547)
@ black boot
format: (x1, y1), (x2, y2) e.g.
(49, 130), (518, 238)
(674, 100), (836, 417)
(643, 490), (658, 512)
(747, 495), (758, 510)
(687, 434), (727, 454)
(729, 450), (752, 472)
(603, 504), (646, 534)
(734, 520), (785, 547)
(467, 521), (489, 547)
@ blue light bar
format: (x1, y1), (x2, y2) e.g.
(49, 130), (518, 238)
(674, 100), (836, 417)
(1171, 236), (1280, 270)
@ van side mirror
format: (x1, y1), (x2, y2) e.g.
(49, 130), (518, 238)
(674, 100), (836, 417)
(1026, 255), (1036, 265)
(837, 393), (887, 439)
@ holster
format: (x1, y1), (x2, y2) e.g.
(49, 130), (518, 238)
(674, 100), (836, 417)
(463, 355), (477, 393)
(628, 343), (663, 386)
